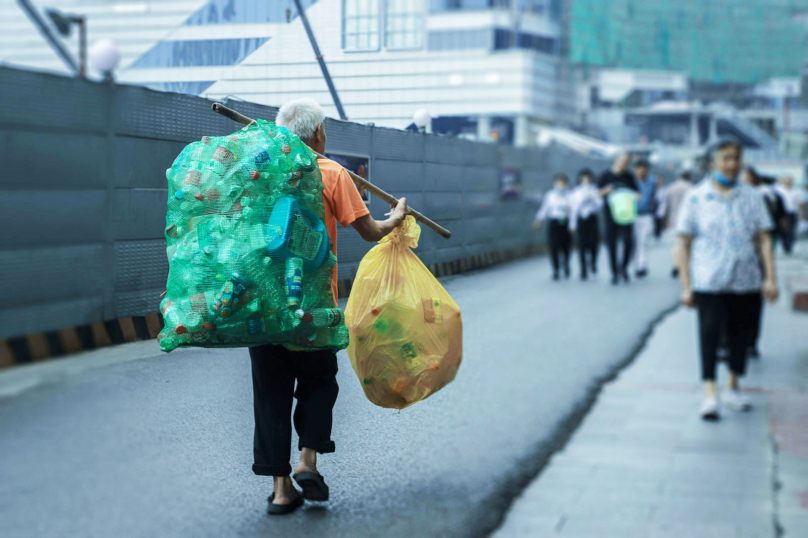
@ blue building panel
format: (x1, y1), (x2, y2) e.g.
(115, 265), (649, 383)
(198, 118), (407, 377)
(130, 38), (268, 68)
(183, 0), (318, 25)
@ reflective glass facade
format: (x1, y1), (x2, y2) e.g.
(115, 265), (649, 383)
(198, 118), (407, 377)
(430, 0), (560, 17)
(130, 38), (269, 68)
(428, 29), (492, 50)
(571, 0), (808, 84)
(183, 0), (318, 25)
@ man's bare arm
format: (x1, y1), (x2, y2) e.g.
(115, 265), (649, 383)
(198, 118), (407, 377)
(351, 197), (409, 243)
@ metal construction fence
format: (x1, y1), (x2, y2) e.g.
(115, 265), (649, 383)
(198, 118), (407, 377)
(0, 66), (613, 341)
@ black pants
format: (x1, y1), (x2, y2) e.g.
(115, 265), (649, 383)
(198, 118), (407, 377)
(748, 293), (764, 351)
(654, 216), (664, 239)
(548, 219), (571, 276)
(577, 214), (599, 276)
(694, 292), (760, 381)
(605, 218), (634, 278)
(783, 213), (798, 254)
(250, 344), (339, 477)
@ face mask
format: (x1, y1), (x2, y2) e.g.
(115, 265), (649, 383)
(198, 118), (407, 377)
(554, 186), (566, 193)
(713, 171), (738, 187)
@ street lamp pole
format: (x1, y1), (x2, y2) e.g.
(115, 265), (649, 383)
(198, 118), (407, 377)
(291, 0), (348, 120)
(78, 16), (86, 77)
(16, 0), (80, 75)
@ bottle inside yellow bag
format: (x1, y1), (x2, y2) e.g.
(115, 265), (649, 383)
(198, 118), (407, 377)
(345, 216), (463, 409)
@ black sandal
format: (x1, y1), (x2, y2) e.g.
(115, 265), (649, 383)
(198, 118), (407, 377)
(293, 472), (330, 501)
(267, 491), (304, 515)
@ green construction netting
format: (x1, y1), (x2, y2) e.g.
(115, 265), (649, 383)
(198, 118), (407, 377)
(158, 119), (348, 353)
(571, 0), (808, 84)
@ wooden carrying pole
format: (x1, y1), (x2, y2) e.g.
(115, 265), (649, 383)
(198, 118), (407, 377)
(211, 103), (452, 239)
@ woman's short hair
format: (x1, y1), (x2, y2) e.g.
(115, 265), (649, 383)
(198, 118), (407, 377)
(553, 173), (569, 184)
(708, 139), (743, 162)
(275, 98), (326, 141)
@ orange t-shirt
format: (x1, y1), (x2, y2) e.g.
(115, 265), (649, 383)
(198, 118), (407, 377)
(317, 157), (370, 303)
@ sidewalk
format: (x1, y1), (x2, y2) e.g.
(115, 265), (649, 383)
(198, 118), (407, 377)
(493, 246), (808, 538)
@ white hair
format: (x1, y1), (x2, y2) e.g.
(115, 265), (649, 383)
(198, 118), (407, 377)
(275, 98), (325, 141)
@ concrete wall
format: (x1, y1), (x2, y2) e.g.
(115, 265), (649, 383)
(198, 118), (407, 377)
(0, 67), (611, 340)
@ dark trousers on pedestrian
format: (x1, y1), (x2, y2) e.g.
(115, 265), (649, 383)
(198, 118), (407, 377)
(548, 219), (571, 276)
(250, 344), (339, 477)
(605, 218), (633, 278)
(577, 214), (599, 277)
(748, 293), (764, 352)
(783, 213), (798, 254)
(694, 292), (760, 381)
(654, 216), (664, 239)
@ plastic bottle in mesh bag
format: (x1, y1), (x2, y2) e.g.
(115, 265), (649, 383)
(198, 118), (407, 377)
(158, 120), (349, 353)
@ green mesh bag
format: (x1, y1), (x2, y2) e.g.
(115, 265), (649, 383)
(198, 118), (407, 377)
(158, 120), (349, 353)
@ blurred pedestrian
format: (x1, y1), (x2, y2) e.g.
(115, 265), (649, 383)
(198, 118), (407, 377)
(598, 153), (639, 285)
(654, 176), (667, 240)
(760, 176), (789, 251)
(666, 171), (693, 278)
(740, 167), (769, 359)
(251, 98), (410, 514)
(775, 176), (801, 254)
(569, 169), (602, 280)
(534, 174), (572, 280)
(675, 141), (778, 421)
(801, 183), (808, 235)
(632, 159), (656, 278)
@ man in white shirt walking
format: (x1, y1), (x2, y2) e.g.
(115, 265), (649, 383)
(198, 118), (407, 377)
(569, 169), (603, 280)
(534, 174), (572, 280)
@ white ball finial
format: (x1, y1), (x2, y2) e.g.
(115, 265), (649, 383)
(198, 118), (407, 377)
(413, 109), (431, 129)
(89, 39), (121, 74)
(537, 130), (553, 148)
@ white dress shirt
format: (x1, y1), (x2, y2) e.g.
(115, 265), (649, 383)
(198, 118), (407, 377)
(568, 184), (603, 231)
(775, 185), (804, 215)
(536, 188), (571, 222)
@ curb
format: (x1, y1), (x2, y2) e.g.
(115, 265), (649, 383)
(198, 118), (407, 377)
(0, 245), (545, 369)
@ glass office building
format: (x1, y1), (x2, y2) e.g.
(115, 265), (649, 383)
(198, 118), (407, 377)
(3, 0), (574, 142)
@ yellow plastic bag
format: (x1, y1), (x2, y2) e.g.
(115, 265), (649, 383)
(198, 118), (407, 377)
(345, 216), (463, 409)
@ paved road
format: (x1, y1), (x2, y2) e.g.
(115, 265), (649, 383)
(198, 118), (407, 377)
(0, 243), (679, 538)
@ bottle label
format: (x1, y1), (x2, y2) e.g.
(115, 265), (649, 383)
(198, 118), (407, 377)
(422, 298), (443, 323)
(246, 317), (265, 335)
(288, 213), (323, 261)
(400, 342), (418, 362)
(285, 258), (303, 306)
(212, 147), (234, 166)
(184, 170), (201, 186)
(190, 293), (209, 316)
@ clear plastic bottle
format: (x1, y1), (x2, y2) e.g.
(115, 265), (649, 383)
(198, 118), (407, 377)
(161, 300), (189, 334)
(296, 308), (343, 328)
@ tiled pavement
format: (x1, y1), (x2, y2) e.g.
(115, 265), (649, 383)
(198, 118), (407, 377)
(493, 247), (808, 538)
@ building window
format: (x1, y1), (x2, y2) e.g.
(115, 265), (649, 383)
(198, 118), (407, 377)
(428, 29), (492, 51)
(343, 0), (380, 51)
(385, 0), (424, 50)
